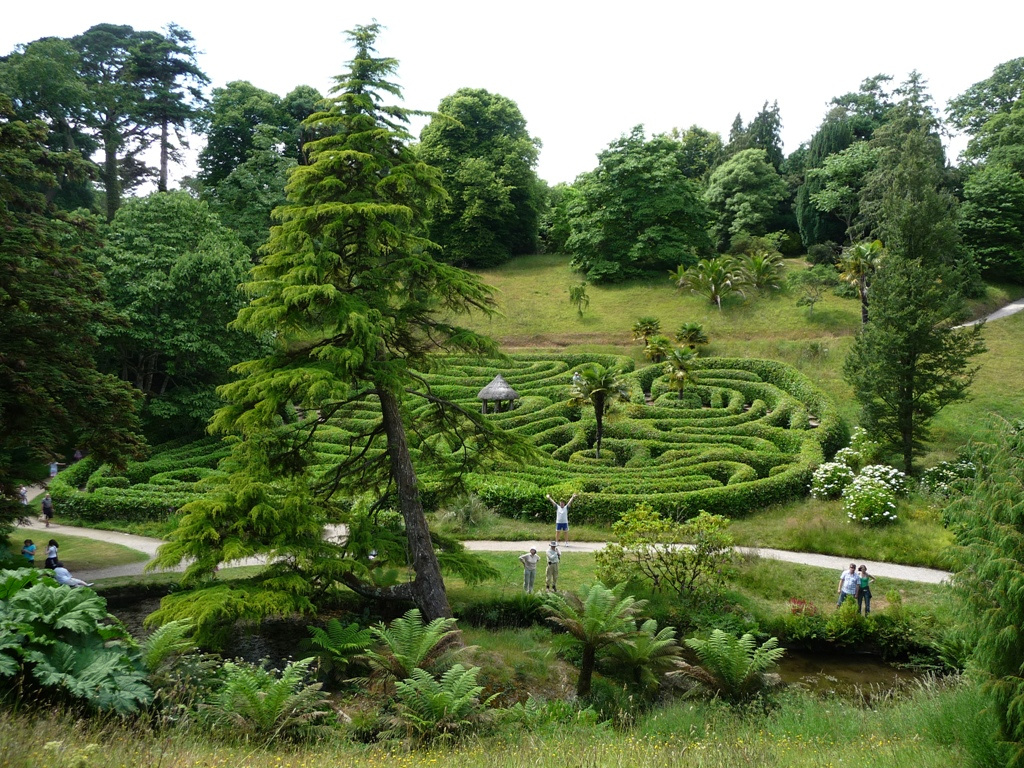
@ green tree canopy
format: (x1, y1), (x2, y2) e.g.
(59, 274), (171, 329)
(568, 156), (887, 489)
(565, 126), (712, 282)
(418, 87), (541, 267)
(704, 148), (787, 251)
(0, 95), (142, 533)
(96, 191), (254, 438)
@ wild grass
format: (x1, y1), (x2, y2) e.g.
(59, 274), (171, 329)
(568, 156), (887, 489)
(7, 528), (149, 571)
(0, 677), (1000, 768)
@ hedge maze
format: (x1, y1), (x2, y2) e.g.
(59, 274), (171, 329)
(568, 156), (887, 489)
(50, 355), (844, 525)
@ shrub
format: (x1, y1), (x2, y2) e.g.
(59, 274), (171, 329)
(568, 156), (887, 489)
(437, 494), (496, 531)
(0, 568), (152, 714)
(919, 459), (976, 498)
(596, 504), (733, 601)
(832, 447), (862, 471)
(843, 475), (898, 526)
(858, 464), (907, 495)
(809, 461), (856, 499)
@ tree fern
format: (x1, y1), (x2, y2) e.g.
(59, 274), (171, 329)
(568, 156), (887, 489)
(204, 657), (335, 743)
(674, 629), (785, 703)
(600, 618), (681, 696)
(140, 619), (196, 673)
(364, 608), (463, 686)
(388, 663), (497, 744)
(300, 619), (373, 684)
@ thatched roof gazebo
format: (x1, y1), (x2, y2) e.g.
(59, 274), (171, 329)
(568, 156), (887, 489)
(477, 374), (520, 414)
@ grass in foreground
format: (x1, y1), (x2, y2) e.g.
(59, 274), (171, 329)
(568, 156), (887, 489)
(0, 677), (1000, 768)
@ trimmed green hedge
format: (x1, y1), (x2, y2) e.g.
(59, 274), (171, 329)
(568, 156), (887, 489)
(56, 354), (844, 526)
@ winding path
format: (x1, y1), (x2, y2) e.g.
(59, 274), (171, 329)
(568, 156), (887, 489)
(17, 516), (950, 585)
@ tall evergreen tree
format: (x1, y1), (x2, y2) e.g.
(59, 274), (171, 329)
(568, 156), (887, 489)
(946, 418), (1024, 768)
(154, 24), (525, 623)
(0, 95), (142, 533)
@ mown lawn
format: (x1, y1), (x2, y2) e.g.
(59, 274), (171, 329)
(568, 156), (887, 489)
(7, 528), (149, 571)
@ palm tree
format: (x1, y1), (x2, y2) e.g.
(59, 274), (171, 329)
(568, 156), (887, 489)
(838, 239), (884, 324)
(670, 257), (744, 310)
(542, 581), (646, 697)
(738, 250), (785, 293)
(644, 335), (674, 363)
(631, 317), (661, 347)
(569, 363), (629, 459)
(675, 321), (709, 351)
(665, 347), (699, 400)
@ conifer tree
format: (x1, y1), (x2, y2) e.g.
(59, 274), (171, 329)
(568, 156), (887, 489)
(154, 24), (525, 622)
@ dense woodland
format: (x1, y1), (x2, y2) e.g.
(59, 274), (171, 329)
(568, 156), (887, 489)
(2, 20), (1024, 768)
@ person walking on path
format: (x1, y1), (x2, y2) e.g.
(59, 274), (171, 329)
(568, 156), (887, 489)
(837, 562), (859, 607)
(856, 565), (875, 615)
(44, 539), (59, 569)
(519, 548), (540, 593)
(41, 494), (54, 527)
(545, 541), (561, 591)
(21, 539), (35, 566)
(546, 493), (577, 546)
(49, 461), (63, 479)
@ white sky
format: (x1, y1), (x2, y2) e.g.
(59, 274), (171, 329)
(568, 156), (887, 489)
(4, 1), (1023, 185)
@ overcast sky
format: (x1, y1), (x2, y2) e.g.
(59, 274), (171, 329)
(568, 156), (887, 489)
(4, 1), (1023, 185)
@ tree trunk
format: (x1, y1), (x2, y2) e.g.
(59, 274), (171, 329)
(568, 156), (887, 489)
(377, 384), (454, 621)
(594, 394), (604, 459)
(158, 117), (169, 193)
(859, 278), (869, 325)
(578, 646), (596, 697)
(103, 125), (121, 222)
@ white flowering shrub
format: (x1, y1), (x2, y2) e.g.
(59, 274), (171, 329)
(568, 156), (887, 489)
(810, 462), (856, 500)
(849, 427), (883, 465)
(858, 464), (907, 495)
(843, 476), (898, 526)
(919, 460), (976, 498)
(832, 447), (862, 470)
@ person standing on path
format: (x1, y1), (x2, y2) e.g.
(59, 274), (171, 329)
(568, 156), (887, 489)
(44, 539), (59, 569)
(546, 493), (577, 546)
(856, 565), (875, 615)
(519, 548), (540, 593)
(49, 461), (62, 479)
(41, 494), (54, 527)
(837, 562), (859, 607)
(545, 541), (561, 591)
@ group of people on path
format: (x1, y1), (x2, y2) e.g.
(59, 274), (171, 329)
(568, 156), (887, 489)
(837, 562), (875, 614)
(20, 538), (93, 588)
(518, 494), (576, 593)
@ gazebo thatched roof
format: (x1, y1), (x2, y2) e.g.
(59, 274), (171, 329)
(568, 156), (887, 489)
(477, 374), (520, 401)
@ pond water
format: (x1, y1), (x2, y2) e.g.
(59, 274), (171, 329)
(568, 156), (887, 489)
(777, 650), (923, 697)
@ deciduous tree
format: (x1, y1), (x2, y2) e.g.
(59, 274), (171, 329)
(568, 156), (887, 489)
(418, 88), (541, 267)
(566, 127), (712, 282)
(704, 149), (786, 251)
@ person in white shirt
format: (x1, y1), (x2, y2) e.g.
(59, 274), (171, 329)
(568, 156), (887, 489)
(837, 563), (859, 607)
(545, 541), (561, 591)
(546, 493), (577, 546)
(51, 562), (93, 588)
(519, 548), (540, 593)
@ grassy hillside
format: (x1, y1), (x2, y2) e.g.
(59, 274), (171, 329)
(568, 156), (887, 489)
(467, 254), (1024, 460)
